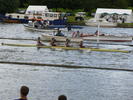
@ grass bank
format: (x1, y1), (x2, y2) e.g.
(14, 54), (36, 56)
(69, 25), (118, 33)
(117, 23), (133, 28)
(67, 16), (92, 25)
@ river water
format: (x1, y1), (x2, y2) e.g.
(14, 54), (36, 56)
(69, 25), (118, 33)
(0, 23), (133, 100)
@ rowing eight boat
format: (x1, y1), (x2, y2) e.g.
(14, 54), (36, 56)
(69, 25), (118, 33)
(1, 43), (130, 53)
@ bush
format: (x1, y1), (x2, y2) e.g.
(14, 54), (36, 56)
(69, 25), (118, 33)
(67, 16), (85, 25)
(0, 0), (19, 14)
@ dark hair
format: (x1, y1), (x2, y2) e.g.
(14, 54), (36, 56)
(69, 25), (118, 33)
(52, 38), (56, 41)
(58, 95), (67, 100)
(38, 37), (41, 40)
(20, 86), (29, 96)
(66, 38), (70, 42)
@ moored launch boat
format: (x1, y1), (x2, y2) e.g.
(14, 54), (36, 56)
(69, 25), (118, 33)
(24, 24), (67, 32)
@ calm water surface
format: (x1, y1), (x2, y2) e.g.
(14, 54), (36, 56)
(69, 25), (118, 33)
(0, 23), (133, 100)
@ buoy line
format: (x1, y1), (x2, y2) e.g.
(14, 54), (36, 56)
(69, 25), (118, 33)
(0, 61), (133, 72)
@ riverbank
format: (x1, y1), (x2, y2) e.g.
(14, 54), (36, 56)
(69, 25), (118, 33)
(67, 16), (133, 28)
(117, 23), (133, 28)
(67, 16), (86, 25)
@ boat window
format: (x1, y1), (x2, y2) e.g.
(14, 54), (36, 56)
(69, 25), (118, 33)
(8, 15), (12, 18)
(24, 16), (29, 19)
(54, 14), (57, 17)
(45, 13), (49, 17)
(17, 16), (19, 18)
(37, 17), (42, 19)
(50, 14), (53, 17)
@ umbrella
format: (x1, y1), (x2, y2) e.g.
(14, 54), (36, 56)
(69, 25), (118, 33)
(112, 13), (119, 15)
(103, 12), (109, 15)
(122, 13), (129, 15)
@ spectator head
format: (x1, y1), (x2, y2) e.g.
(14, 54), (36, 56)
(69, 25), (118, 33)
(38, 37), (40, 40)
(20, 86), (29, 97)
(58, 95), (67, 100)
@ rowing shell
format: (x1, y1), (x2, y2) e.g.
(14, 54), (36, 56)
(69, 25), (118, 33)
(83, 35), (132, 42)
(24, 24), (67, 32)
(1, 43), (130, 53)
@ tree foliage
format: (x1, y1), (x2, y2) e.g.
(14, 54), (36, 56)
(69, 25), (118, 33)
(0, 0), (132, 14)
(0, 0), (19, 14)
(19, 0), (29, 8)
(26, 0), (131, 10)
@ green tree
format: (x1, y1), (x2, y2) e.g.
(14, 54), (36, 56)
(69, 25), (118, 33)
(28, 0), (44, 5)
(26, 0), (131, 12)
(129, 0), (133, 6)
(19, 0), (29, 8)
(0, 0), (19, 14)
(114, 0), (128, 8)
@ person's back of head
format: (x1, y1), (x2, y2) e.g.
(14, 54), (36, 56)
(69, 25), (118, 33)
(38, 37), (41, 41)
(20, 86), (29, 97)
(58, 95), (67, 100)
(77, 31), (80, 33)
(66, 38), (70, 42)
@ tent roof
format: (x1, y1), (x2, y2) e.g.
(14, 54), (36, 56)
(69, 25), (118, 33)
(96, 8), (132, 15)
(25, 5), (49, 14)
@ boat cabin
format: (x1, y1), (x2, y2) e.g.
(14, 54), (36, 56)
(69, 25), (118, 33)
(95, 8), (133, 23)
(4, 5), (62, 23)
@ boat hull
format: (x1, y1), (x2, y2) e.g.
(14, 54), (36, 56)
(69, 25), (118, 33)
(24, 24), (67, 32)
(1, 43), (130, 53)
(83, 36), (132, 42)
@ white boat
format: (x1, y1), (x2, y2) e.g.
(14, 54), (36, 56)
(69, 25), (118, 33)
(85, 18), (117, 27)
(41, 32), (132, 42)
(83, 35), (132, 42)
(24, 24), (67, 32)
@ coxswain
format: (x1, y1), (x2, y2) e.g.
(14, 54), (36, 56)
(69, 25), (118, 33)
(94, 30), (105, 36)
(79, 41), (85, 48)
(50, 38), (56, 46)
(67, 24), (71, 31)
(37, 37), (44, 46)
(65, 38), (70, 47)
(94, 30), (98, 36)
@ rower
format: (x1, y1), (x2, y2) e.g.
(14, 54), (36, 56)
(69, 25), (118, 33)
(94, 30), (105, 36)
(37, 37), (44, 46)
(79, 41), (85, 48)
(65, 38), (70, 47)
(50, 38), (56, 46)
(55, 30), (64, 36)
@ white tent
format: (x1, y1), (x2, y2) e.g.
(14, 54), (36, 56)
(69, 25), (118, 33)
(95, 8), (133, 23)
(25, 5), (49, 15)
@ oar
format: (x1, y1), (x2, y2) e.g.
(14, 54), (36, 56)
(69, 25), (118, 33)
(1, 61), (133, 72)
